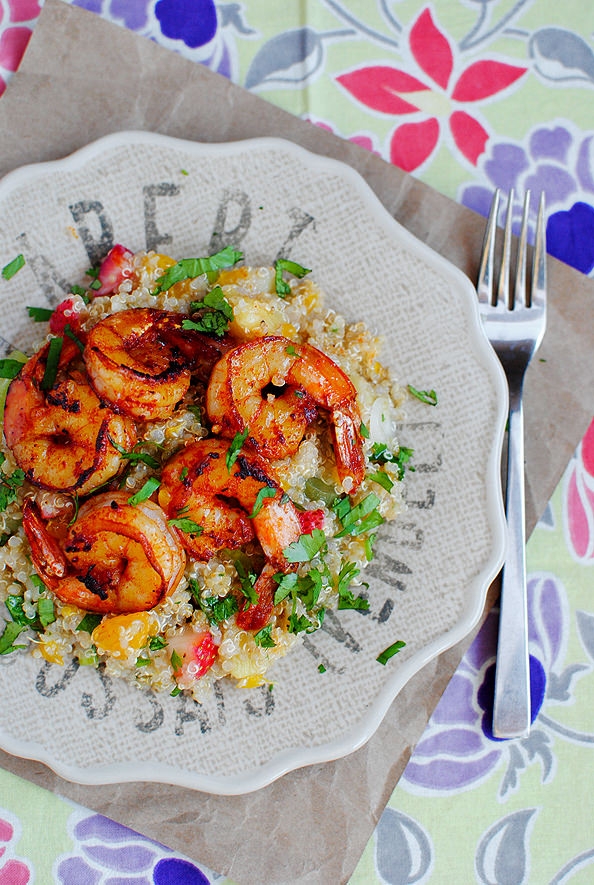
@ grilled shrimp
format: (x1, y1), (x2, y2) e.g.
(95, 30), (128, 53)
(159, 438), (304, 629)
(84, 308), (228, 420)
(23, 493), (186, 613)
(3, 339), (136, 496)
(206, 335), (366, 491)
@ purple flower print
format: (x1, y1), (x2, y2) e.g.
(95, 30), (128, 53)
(460, 122), (594, 275)
(402, 573), (572, 797)
(155, 0), (218, 49)
(56, 812), (215, 884)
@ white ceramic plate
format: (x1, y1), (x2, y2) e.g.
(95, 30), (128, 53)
(0, 132), (506, 795)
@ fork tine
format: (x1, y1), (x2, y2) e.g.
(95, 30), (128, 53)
(497, 189), (515, 309)
(531, 192), (547, 308)
(513, 191), (531, 309)
(477, 188), (500, 305)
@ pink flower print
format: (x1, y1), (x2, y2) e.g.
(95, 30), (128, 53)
(336, 7), (527, 172)
(0, 26), (32, 72)
(564, 417), (594, 563)
(0, 817), (31, 884)
(7, 1), (42, 23)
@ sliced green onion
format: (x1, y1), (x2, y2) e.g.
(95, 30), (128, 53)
(376, 640), (406, 665)
(2, 254), (25, 280)
(128, 476), (160, 505)
(40, 336), (63, 390)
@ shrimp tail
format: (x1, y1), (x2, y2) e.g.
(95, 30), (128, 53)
(22, 498), (67, 584)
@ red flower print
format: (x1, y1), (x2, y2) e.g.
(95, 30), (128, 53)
(564, 417), (594, 564)
(0, 816), (31, 884)
(336, 7), (527, 172)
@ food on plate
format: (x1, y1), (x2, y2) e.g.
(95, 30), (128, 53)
(0, 245), (410, 699)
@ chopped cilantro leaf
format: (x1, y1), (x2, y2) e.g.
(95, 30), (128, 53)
(108, 436), (160, 469)
(2, 254), (25, 280)
(370, 443), (414, 480)
(376, 640), (406, 664)
(198, 593), (238, 624)
(0, 357), (26, 379)
(76, 612), (103, 633)
(27, 306), (53, 322)
(250, 486), (276, 518)
(407, 384), (437, 406)
(128, 476), (160, 505)
(152, 246), (243, 294)
(274, 258), (311, 296)
(337, 561), (369, 611)
(135, 657), (151, 667)
(0, 620), (27, 655)
(318, 663), (327, 673)
(170, 649), (183, 671)
(254, 624), (276, 648)
(235, 560), (258, 607)
(167, 516), (203, 535)
(283, 528), (327, 563)
(368, 469), (394, 492)
(226, 428), (249, 470)
(0, 465), (25, 511)
(333, 493), (384, 538)
(149, 635), (167, 651)
(40, 336), (63, 390)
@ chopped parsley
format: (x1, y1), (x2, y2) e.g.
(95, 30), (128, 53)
(407, 384), (438, 406)
(2, 254), (25, 280)
(183, 286), (234, 337)
(333, 493), (384, 538)
(226, 428), (249, 470)
(274, 258), (311, 296)
(128, 476), (160, 505)
(376, 640), (406, 665)
(152, 246), (243, 294)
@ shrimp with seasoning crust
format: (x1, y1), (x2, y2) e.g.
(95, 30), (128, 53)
(159, 438), (305, 630)
(3, 338), (136, 496)
(205, 335), (366, 492)
(84, 307), (230, 420)
(22, 493), (186, 613)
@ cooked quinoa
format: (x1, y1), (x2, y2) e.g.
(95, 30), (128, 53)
(0, 247), (407, 703)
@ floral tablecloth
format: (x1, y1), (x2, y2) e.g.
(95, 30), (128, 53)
(1, 1), (593, 882)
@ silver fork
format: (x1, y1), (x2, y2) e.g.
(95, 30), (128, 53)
(477, 188), (547, 739)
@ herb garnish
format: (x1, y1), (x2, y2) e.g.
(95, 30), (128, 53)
(183, 286), (234, 337)
(226, 428), (249, 470)
(76, 612), (103, 634)
(108, 436), (160, 470)
(337, 561), (369, 611)
(407, 384), (438, 406)
(2, 254), (25, 280)
(0, 357), (26, 380)
(376, 640), (406, 665)
(0, 454), (25, 511)
(333, 493), (384, 538)
(128, 476), (160, 505)
(254, 624), (276, 648)
(283, 528), (327, 563)
(167, 516), (203, 535)
(368, 469), (394, 493)
(274, 258), (311, 296)
(149, 635), (167, 651)
(235, 560), (259, 608)
(0, 621), (27, 655)
(40, 336), (63, 390)
(27, 306), (53, 322)
(370, 442), (414, 481)
(250, 486), (276, 518)
(152, 246), (243, 294)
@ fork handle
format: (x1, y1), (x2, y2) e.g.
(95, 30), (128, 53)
(492, 388), (531, 739)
